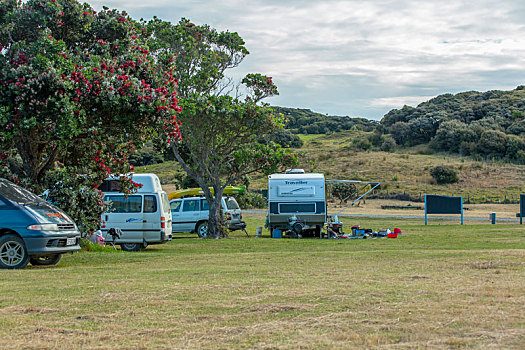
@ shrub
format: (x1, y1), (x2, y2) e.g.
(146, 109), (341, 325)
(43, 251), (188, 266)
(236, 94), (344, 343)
(331, 183), (358, 203)
(380, 136), (396, 152)
(430, 166), (459, 184)
(234, 192), (267, 209)
(352, 137), (372, 151)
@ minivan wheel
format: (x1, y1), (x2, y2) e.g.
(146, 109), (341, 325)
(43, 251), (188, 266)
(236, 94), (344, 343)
(120, 243), (142, 252)
(0, 235), (29, 269)
(30, 254), (62, 266)
(196, 221), (208, 238)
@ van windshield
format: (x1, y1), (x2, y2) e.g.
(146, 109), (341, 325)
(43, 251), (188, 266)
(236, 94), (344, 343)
(0, 178), (73, 223)
(0, 179), (45, 204)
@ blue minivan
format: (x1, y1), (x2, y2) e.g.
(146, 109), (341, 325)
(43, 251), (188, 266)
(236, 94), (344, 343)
(0, 178), (81, 269)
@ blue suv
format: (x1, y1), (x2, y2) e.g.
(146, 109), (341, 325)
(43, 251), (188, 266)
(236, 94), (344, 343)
(0, 178), (81, 269)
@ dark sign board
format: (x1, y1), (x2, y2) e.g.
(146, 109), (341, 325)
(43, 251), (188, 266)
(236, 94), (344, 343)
(426, 195), (462, 215)
(521, 194), (525, 216)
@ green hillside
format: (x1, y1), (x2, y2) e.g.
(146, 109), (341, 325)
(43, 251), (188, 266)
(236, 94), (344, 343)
(136, 86), (525, 202)
(273, 106), (378, 134)
(137, 128), (525, 204)
(276, 86), (525, 164)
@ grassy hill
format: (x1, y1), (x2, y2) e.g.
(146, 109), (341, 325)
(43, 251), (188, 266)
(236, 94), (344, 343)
(137, 129), (525, 204)
(295, 131), (525, 203)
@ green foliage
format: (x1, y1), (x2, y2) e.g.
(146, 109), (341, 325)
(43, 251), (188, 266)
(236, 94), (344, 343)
(378, 86), (525, 162)
(477, 130), (507, 157)
(242, 73), (279, 103)
(233, 191), (266, 209)
(380, 136), (396, 152)
(430, 120), (477, 153)
(79, 237), (116, 252)
(146, 19), (297, 237)
(430, 165), (459, 185)
(42, 168), (108, 235)
(351, 137), (372, 151)
(331, 182), (358, 203)
(260, 129), (303, 148)
(273, 107), (378, 135)
(129, 143), (165, 166)
(0, 0), (180, 233)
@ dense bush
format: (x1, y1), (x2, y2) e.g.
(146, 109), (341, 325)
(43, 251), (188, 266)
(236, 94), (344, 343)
(261, 129), (303, 148)
(234, 191), (267, 209)
(273, 107), (378, 134)
(430, 120), (476, 153)
(380, 136), (396, 152)
(352, 137), (372, 151)
(331, 182), (358, 203)
(129, 143), (166, 166)
(430, 166), (459, 184)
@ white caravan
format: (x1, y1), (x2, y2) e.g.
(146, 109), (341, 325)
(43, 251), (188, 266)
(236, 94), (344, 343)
(266, 170), (326, 236)
(100, 173), (172, 251)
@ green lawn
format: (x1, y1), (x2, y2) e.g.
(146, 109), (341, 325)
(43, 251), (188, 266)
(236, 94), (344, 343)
(1, 215), (524, 349)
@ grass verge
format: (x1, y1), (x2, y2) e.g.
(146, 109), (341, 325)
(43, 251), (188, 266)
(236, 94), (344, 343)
(0, 214), (523, 349)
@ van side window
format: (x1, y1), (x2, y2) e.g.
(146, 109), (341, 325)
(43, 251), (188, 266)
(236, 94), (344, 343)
(201, 199), (209, 211)
(183, 199), (199, 212)
(0, 198), (8, 209)
(104, 195), (142, 213)
(170, 201), (182, 212)
(144, 195), (158, 213)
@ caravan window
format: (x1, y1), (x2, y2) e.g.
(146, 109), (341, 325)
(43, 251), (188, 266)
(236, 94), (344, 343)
(105, 195), (142, 213)
(144, 195), (158, 213)
(279, 203), (316, 213)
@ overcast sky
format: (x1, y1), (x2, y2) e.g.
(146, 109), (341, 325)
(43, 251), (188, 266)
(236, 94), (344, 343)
(90, 0), (525, 120)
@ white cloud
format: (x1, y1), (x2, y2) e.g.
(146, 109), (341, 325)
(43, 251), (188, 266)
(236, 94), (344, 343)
(89, 0), (525, 119)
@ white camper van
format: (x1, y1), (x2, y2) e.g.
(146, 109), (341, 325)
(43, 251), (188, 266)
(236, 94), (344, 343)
(99, 173), (172, 251)
(266, 170), (326, 236)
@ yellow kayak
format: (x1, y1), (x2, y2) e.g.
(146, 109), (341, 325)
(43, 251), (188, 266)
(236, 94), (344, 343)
(168, 185), (246, 200)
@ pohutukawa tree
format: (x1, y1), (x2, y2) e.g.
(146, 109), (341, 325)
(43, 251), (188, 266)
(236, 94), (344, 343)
(0, 0), (181, 233)
(147, 19), (297, 238)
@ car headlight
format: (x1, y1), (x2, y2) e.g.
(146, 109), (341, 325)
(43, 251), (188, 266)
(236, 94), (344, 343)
(27, 223), (59, 231)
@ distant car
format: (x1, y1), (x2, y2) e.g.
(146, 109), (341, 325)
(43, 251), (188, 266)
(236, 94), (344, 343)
(0, 178), (81, 269)
(170, 196), (244, 237)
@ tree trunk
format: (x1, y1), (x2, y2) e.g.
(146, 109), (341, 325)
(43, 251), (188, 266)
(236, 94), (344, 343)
(206, 185), (226, 238)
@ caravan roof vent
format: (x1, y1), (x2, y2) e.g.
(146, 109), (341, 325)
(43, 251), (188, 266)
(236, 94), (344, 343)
(285, 169), (305, 174)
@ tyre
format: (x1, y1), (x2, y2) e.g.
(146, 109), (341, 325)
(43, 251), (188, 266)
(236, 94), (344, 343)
(0, 234), (29, 269)
(196, 221), (208, 238)
(120, 243), (142, 252)
(29, 254), (62, 266)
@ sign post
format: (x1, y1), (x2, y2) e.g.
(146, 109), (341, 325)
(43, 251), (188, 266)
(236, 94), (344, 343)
(425, 195), (463, 225)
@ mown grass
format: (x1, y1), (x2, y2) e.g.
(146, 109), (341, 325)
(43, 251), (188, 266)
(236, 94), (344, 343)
(1, 214), (524, 349)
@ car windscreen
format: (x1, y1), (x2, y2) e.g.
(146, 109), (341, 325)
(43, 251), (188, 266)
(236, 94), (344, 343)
(0, 179), (73, 223)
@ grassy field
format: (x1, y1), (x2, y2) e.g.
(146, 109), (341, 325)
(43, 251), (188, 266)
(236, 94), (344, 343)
(1, 214), (524, 349)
